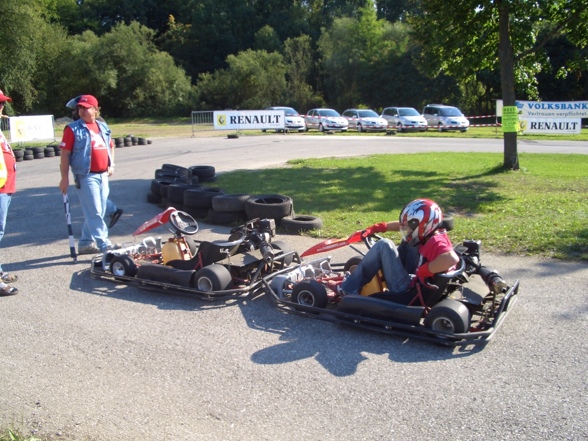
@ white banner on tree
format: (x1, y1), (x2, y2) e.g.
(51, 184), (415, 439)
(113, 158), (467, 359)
(213, 110), (285, 131)
(9, 115), (55, 142)
(520, 118), (582, 134)
(515, 101), (588, 118)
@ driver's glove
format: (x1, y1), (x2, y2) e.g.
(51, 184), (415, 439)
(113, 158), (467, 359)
(361, 222), (388, 238)
(416, 263), (435, 285)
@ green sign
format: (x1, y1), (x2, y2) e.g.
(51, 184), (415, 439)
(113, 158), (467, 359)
(502, 106), (519, 132)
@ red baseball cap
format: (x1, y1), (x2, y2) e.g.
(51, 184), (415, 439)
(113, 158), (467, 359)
(0, 89), (12, 103)
(77, 95), (99, 108)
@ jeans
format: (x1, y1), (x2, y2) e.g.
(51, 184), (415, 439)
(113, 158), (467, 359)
(105, 198), (117, 217)
(76, 172), (111, 251)
(0, 192), (12, 273)
(341, 238), (420, 295)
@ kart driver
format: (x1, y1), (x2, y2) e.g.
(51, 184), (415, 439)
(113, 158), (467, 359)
(336, 198), (459, 303)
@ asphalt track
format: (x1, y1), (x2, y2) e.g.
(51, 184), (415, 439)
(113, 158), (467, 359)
(1, 134), (587, 440)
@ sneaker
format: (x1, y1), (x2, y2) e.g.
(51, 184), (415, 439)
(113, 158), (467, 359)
(1, 272), (18, 283)
(108, 208), (124, 228)
(78, 244), (101, 255)
(0, 282), (18, 296)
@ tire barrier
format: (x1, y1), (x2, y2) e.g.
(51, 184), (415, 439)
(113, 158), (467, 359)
(146, 165), (324, 231)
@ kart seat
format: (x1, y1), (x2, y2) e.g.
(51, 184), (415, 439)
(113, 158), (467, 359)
(166, 233), (245, 270)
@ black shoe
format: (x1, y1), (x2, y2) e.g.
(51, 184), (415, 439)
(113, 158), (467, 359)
(108, 208), (124, 228)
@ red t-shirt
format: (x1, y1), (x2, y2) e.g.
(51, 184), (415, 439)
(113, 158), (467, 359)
(420, 230), (454, 265)
(0, 133), (16, 194)
(61, 122), (111, 173)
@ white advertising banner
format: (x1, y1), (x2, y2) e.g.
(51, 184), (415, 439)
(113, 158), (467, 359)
(213, 110), (285, 131)
(516, 101), (588, 118)
(520, 118), (582, 134)
(9, 115), (55, 142)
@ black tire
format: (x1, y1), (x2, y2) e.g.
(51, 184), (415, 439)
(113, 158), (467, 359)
(211, 194), (250, 212)
(23, 154), (34, 161)
(31, 147), (43, 155)
(131, 136), (138, 146)
(343, 256), (363, 273)
(280, 215), (323, 232)
(193, 264), (232, 292)
(43, 148), (55, 157)
(33, 153), (45, 159)
(292, 280), (329, 309)
(319, 123), (325, 132)
(245, 194), (293, 222)
(424, 299), (471, 334)
(189, 165), (216, 179)
(271, 240), (294, 267)
(138, 137), (147, 145)
(167, 183), (194, 204)
(13, 149), (24, 159)
(110, 255), (138, 278)
(206, 209), (245, 225)
(147, 191), (162, 204)
(183, 187), (225, 209)
(357, 123), (363, 132)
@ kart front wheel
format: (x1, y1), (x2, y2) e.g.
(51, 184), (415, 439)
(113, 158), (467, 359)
(424, 299), (470, 334)
(292, 280), (328, 309)
(110, 255), (138, 278)
(194, 264), (232, 292)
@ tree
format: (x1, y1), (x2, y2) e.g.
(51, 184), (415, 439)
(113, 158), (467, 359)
(409, 0), (588, 170)
(196, 50), (287, 110)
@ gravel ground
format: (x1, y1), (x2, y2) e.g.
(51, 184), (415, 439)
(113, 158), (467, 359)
(1, 135), (587, 440)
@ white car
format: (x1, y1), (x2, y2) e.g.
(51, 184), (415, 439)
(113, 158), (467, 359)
(304, 108), (348, 132)
(422, 104), (470, 132)
(381, 107), (428, 132)
(342, 109), (389, 132)
(263, 106), (306, 132)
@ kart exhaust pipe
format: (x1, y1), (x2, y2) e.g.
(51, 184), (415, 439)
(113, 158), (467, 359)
(336, 295), (425, 325)
(478, 266), (508, 294)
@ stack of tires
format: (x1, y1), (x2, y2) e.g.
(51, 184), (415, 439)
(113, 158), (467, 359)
(114, 135), (152, 148)
(244, 194), (323, 232)
(147, 164), (323, 231)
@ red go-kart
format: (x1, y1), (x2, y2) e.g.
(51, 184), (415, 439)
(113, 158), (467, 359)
(91, 207), (299, 300)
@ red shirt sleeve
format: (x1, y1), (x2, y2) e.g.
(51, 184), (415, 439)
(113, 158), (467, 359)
(420, 231), (454, 263)
(60, 126), (75, 151)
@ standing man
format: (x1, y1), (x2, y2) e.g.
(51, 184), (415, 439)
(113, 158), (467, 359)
(59, 95), (115, 254)
(66, 96), (123, 228)
(0, 89), (18, 295)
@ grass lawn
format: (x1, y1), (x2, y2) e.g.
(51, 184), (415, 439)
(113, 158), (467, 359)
(214, 152), (588, 261)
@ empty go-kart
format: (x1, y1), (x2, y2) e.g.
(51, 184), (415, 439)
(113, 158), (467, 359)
(263, 227), (519, 346)
(91, 207), (299, 300)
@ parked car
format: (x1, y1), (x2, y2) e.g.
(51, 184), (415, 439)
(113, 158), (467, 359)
(422, 104), (470, 132)
(304, 108), (348, 132)
(381, 107), (428, 132)
(263, 106), (306, 133)
(341, 109), (388, 132)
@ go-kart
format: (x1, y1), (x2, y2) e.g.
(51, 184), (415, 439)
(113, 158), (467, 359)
(91, 207), (300, 300)
(263, 225), (519, 346)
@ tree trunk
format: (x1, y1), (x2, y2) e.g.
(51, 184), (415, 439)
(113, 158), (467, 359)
(497, 0), (519, 170)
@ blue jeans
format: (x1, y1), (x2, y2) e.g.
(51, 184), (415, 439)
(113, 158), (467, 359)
(76, 172), (111, 251)
(105, 198), (117, 217)
(341, 238), (420, 295)
(0, 192), (12, 273)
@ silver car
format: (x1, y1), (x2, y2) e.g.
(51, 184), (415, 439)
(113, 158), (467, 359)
(381, 107), (428, 132)
(304, 108), (348, 132)
(342, 109), (389, 132)
(422, 104), (470, 132)
(263, 106), (306, 132)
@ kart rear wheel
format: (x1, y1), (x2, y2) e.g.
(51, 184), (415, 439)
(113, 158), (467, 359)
(194, 264), (232, 292)
(292, 280), (328, 309)
(110, 255), (138, 278)
(424, 299), (470, 334)
(343, 256), (362, 273)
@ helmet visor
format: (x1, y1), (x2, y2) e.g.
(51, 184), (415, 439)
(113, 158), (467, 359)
(400, 224), (413, 242)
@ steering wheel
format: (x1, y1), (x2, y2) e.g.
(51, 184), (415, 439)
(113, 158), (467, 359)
(169, 210), (199, 235)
